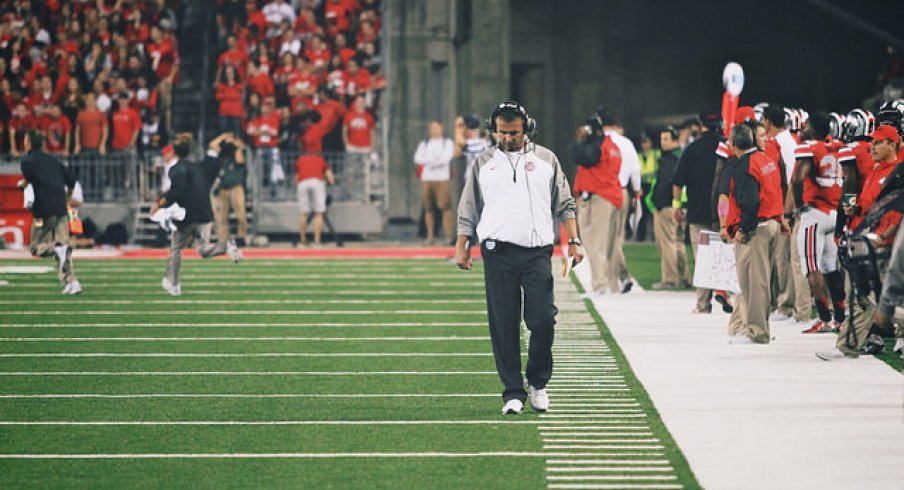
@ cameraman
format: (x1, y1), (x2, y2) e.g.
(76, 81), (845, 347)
(207, 132), (249, 247)
(571, 111), (622, 296)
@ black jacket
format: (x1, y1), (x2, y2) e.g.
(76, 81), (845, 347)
(672, 131), (720, 226)
(652, 149), (680, 210)
(161, 159), (214, 227)
(20, 149), (76, 219)
(570, 135), (604, 168)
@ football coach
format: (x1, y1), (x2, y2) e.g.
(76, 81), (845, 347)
(455, 102), (583, 415)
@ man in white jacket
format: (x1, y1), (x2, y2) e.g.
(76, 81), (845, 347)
(414, 120), (455, 244)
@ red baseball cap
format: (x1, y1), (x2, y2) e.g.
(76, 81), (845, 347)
(734, 106), (756, 124)
(161, 144), (175, 156)
(870, 125), (900, 143)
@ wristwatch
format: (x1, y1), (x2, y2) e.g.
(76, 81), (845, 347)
(568, 238), (582, 246)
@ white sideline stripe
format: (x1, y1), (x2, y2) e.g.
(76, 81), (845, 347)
(0, 371), (498, 376)
(546, 389), (630, 393)
(0, 322), (487, 328)
(547, 485), (682, 490)
(548, 476), (677, 481)
(0, 352), (494, 358)
(546, 459), (670, 465)
(543, 410), (642, 414)
(9, 283), (484, 289)
(0, 337), (489, 342)
(544, 445), (664, 450)
(0, 393), (500, 399)
(540, 415), (644, 419)
(0, 299), (486, 305)
(1, 310), (487, 316)
(540, 426), (650, 431)
(64, 274), (480, 280)
(0, 451), (623, 460)
(547, 467), (673, 473)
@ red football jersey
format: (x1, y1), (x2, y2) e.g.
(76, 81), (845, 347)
(794, 140), (842, 213)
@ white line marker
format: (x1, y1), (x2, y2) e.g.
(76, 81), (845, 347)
(0, 420), (634, 426)
(0, 337), (488, 342)
(1, 310), (487, 316)
(545, 460), (670, 465)
(548, 475), (677, 481)
(539, 426), (650, 431)
(0, 371), (497, 376)
(0, 353), (494, 358)
(0, 299), (486, 305)
(544, 445), (664, 450)
(542, 439), (661, 444)
(546, 468), (673, 473)
(0, 393), (499, 399)
(0, 322), (487, 328)
(547, 484), (683, 490)
(0, 451), (636, 460)
(539, 432), (653, 437)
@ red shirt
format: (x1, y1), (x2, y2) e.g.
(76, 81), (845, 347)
(301, 116), (330, 152)
(850, 158), (903, 237)
(574, 135), (623, 208)
(248, 112), (280, 148)
(110, 107), (141, 150)
(343, 109), (374, 148)
(247, 72), (275, 98)
(218, 48), (249, 78)
(146, 37), (179, 80)
(215, 83), (245, 117)
(44, 115), (71, 153)
(316, 98), (347, 132)
(75, 109), (107, 149)
(838, 140), (875, 194)
(794, 140), (843, 213)
(748, 150), (784, 220)
(295, 154), (330, 182)
(343, 68), (371, 97)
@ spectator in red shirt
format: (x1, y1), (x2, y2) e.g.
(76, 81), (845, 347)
(217, 34), (249, 80)
(246, 61), (275, 99)
(342, 58), (371, 102)
(304, 35), (332, 70)
(333, 33), (358, 66)
(146, 24), (180, 132)
(325, 0), (352, 37)
(342, 95), (374, 153)
(295, 152), (335, 247)
(43, 103), (71, 157)
(110, 93), (141, 152)
(247, 97), (283, 197)
(215, 64), (245, 135)
(74, 92), (108, 156)
(314, 86), (347, 152)
(9, 102), (40, 157)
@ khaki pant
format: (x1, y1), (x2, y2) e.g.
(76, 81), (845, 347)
(729, 220), (781, 343)
(577, 193), (620, 292)
(654, 207), (689, 284)
(166, 222), (227, 286)
(611, 189), (630, 291)
(689, 223), (713, 311)
(836, 254), (890, 354)
(212, 186), (248, 243)
(29, 214), (75, 284)
(772, 232), (794, 315)
(789, 220), (812, 321)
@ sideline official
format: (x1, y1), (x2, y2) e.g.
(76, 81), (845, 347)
(455, 102), (583, 415)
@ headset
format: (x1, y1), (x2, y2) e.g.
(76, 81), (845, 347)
(485, 101), (537, 140)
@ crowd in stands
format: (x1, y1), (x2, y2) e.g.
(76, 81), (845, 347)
(0, 0), (180, 160)
(214, 0), (384, 156)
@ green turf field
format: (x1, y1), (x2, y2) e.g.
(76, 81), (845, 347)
(0, 255), (701, 489)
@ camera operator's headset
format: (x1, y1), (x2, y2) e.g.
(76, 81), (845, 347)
(485, 102), (537, 141)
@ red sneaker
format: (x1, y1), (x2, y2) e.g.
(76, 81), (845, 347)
(802, 320), (834, 334)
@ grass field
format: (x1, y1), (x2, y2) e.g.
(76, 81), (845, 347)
(0, 253), (701, 489)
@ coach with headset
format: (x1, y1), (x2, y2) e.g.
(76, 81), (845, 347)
(455, 102), (583, 415)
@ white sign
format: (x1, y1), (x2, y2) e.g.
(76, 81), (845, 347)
(692, 231), (740, 293)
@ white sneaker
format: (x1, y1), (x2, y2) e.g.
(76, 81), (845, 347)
(580, 289), (607, 299)
(161, 277), (181, 296)
(529, 386), (549, 412)
(54, 243), (71, 275)
(728, 335), (755, 345)
(226, 238), (242, 264)
(893, 338), (904, 354)
(769, 310), (793, 322)
(815, 348), (859, 361)
(62, 280), (82, 295)
(501, 399), (523, 415)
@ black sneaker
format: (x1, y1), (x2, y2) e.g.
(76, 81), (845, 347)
(714, 292), (734, 313)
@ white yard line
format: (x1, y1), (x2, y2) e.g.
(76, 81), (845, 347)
(1, 310), (486, 316)
(0, 322), (487, 328)
(0, 299), (486, 305)
(0, 393), (500, 399)
(0, 352), (494, 358)
(0, 370), (498, 376)
(0, 336), (488, 342)
(0, 451), (639, 459)
(0, 420), (641, 426)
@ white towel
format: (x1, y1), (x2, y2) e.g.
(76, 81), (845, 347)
(150, 204), (187, 232)
(23, 184), (34, 209)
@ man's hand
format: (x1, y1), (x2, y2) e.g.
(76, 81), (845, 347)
(673, 207), (684, 225)
(780, 219), (792, 235)
(735, 230), (748, 244)
(567, 243), (585, 266)
(720, 227), (731, 243)
(454, 242), (472, 270)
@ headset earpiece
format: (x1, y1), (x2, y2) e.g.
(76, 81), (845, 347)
(487, 101), (536, 140)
